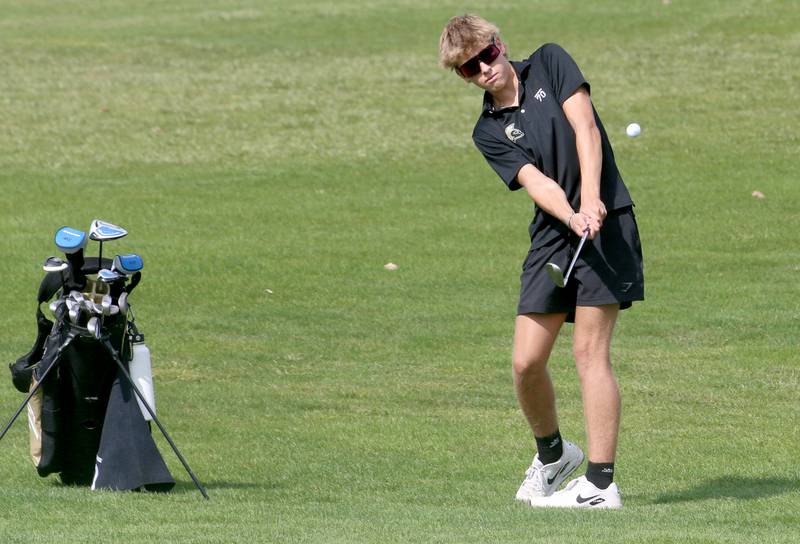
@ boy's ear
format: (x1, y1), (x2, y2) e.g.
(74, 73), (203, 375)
(496, 37), (507, 56)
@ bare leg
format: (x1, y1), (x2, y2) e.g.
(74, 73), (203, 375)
(572, 304), (620, 462)
(512, 313), (567, 437)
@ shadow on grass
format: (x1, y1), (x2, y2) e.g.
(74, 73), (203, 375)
(651, 476), (799, 504)
(43, 478), (277, 497)
(169, 479), (287, 496)
(201, 480), (277, 491)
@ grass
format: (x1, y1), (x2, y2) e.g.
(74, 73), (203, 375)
(0, 0), (798, 542)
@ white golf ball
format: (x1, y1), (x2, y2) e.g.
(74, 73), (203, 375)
(626, 123), (642, 138)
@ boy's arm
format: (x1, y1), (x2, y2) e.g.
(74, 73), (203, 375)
(562, 87), (605, 231)
(516, 164), (594, 238)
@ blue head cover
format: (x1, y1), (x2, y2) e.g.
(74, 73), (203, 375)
(55, 227), (88, 254)
(113, 254), (144, 275)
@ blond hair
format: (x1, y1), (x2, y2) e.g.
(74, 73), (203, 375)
(438, 14), (502, 70)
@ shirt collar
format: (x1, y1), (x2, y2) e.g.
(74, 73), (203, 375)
(481, 60), (532, 116)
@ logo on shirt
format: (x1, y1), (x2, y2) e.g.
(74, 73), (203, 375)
(535, 88), (547, 102)
(505, 123), (525, 143)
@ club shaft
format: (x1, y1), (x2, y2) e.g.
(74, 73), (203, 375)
(65, 250), (86, 290)
(563, 231), (589, 285)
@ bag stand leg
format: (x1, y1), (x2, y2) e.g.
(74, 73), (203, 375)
(99, 338), (210, 500)
(0, 330), (77, 443)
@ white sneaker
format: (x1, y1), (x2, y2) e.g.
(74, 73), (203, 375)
(528, 475), (622, 509)
(515, 440), (584, 502)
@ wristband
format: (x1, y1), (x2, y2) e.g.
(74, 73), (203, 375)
(567, 212), (576, 230)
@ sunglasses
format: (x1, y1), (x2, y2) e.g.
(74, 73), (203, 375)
(456, 40), (502, 78)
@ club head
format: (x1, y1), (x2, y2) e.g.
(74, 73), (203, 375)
(112, 253), (143, 275)
(98, 269), (124, 283)
(544, 262), (566, 288)
(101, 294), (113, 316)
(89, 219), (128, 242)
(118, 291), (129, 313)
(87, 316), (102, 339)
(55, 227), (88, 254)
(43, 256), (69, 273)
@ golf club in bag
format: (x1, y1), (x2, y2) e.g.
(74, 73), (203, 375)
(3, 223), (208, 499)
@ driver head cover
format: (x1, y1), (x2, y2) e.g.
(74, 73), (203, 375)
(55, 227), (88, 253)
(90, 220), (128, 241)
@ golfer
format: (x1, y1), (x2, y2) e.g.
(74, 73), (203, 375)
(439, 15), (644, 509)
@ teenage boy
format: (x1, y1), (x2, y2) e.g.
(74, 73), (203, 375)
(439, 14), (644, 509)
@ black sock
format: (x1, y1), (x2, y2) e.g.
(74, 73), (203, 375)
(585, 462), (614, 490)
(534, 430), (563, 465)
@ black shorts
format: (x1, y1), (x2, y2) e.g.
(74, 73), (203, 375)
(518, 206), (644, 323)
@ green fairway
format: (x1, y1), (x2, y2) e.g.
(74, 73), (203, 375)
(1, 0), (798, 542)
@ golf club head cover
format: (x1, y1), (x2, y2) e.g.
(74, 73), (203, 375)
(55, 227), (88, 291)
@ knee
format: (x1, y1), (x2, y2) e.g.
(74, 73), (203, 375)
(572, 342), (592, 367)
(572, 341), (610, 374)
(512, 352), (548, 378)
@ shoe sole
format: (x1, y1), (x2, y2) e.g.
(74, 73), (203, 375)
(533, 500), (623, 510)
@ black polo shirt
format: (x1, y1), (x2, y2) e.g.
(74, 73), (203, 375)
(472, 43), (633, 245)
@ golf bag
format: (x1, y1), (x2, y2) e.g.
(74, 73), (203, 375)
(8, 257), (175, 491)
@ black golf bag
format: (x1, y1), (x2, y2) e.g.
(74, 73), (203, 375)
(8, 257), (175, 491)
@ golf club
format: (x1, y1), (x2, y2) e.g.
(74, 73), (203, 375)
(79, 295), (94, 315)
(97, 269), (124, 284)
(118, 292), (129, 314)
(67, 291), (85, 324)
(89, 220), (127, 268)
(545, 230), (589, 288)
(65, 298), (78, 323)
(101, 294), (113, 316)
(43, 256), (69, 292)
(112, 254), (143, 276)
(87, 316), (102, 339)
(55, 227), (87, 289)
(123, 271), (141, 295)
(90, 300), (106, 315)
